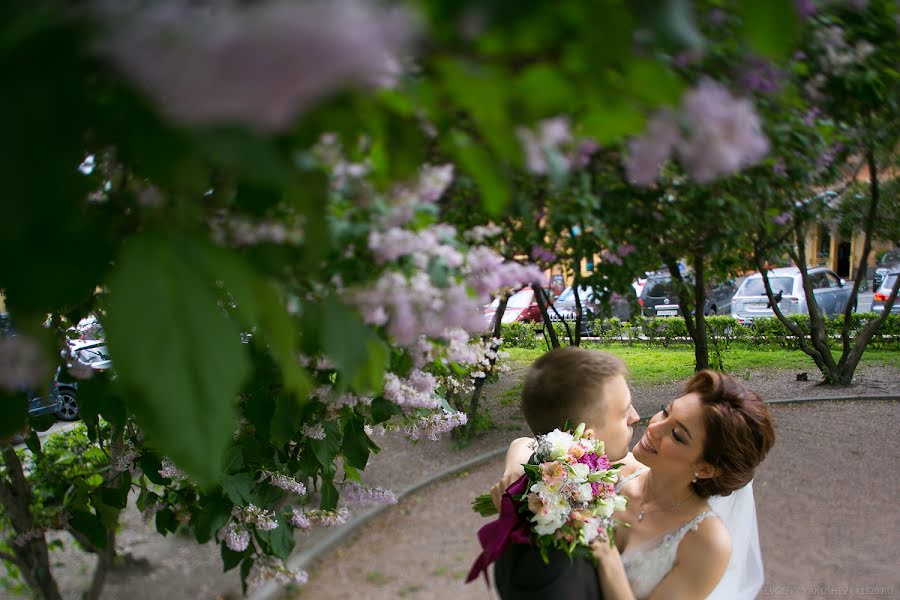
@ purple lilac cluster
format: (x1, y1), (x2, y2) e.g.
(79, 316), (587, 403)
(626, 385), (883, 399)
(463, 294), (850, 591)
(404, 410), (468, 441)
(247, 556), (309, 587)
(100, 0), (416, 132)
(626, 80), (769, 186)
(261, 470), (307, 496)
(158, 458), (188, 481)
(299, 423), (326, 440)
(341, 482), (398, 505)
(465, 247), (545, 301)
(382, 371), (439, 410)
(221, 521), (251, 552)
(242, 504), (279, 531)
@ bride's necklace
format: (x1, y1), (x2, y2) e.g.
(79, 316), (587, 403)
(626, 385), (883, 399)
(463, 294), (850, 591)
(636, 475), (695, 522)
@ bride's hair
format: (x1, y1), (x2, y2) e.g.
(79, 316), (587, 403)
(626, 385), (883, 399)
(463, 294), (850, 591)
(686, 371), (775, 498)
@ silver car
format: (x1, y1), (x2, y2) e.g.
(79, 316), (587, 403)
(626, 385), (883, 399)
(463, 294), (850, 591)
(871, 270), (900, 315)
(731, 267), (855, 324)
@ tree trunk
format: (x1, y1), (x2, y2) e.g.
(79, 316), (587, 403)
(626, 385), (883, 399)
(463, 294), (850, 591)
(0, 446), (63, 600)
(691, 254), (710, 372)
(573, 278), (584, 347)
(832, 148), (896, 384)
(533, 285), (561, 348)
(465, 294), (509, 429)
(663, 257), (709, 371)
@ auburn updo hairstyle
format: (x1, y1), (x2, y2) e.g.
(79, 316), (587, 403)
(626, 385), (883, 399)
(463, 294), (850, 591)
(686, 370), (775, 498)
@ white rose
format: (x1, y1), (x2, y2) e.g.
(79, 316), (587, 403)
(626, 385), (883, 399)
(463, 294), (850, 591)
(613, 495), (628, 512)
(570, 462), (590, 483)
(543, 430), (575, 461)
(596, 498), (615, 518)
(574, 482), (593, 503)
(579, 517), (603, 544)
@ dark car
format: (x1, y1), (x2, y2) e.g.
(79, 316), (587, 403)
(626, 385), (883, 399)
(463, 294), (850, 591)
(1, 313), (63, 419)
(872, 270), (900, 315)
(639, 274), (736, 318)
(873, 249), (900, 290)
(550, 286), (634, 332)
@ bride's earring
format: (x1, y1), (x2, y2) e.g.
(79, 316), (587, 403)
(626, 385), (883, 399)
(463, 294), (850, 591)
(692, 472), (699, 483)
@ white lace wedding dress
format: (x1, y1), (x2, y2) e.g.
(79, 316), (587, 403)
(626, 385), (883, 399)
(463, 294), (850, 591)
(615, 468), (764, 599)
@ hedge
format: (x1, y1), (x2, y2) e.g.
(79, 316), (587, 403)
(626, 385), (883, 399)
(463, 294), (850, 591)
(500, 313), (900, 351)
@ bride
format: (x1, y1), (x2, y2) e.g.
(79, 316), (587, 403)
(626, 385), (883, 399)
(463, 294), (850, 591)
(590, 370), (775, 599)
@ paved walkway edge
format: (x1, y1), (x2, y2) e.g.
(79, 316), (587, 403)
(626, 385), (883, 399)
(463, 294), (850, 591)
(251, 445), (509, 600)
(250, 394), (898, 600)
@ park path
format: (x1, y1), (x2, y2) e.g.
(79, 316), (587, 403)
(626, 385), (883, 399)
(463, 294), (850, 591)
(292, 400), (900, 600)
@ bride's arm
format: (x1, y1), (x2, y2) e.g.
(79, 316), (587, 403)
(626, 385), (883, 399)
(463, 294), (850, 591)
(646, 518), (732, 600)
(592, 541), (637, 600)
(489, 437), (534, 510)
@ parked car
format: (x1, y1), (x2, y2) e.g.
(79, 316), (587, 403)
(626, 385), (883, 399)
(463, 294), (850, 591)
(0, 313), (63, 419)
(873, 248), (900, 290)
(731, 266), (855, 324)
(483, 288), (550, 327)
(871, 270), (900, 315)
(638, 273), (736, 318)
(53, 339), (113, 421)
(550, 285), (634, 330)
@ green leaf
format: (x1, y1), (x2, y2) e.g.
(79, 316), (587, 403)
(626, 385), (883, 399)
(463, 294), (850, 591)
(310, 421), (342, 469)
(580, 102), (646, 145)
(77, 377), (126, 431)
(0, 392), (28, 440)
(447, 129), (511, 215)
(222, 473), (256, 506)
(320, 479), (339, 511)
(221, 541), (246, 573)
(69, 510), (107, 549)
(320, 302), (386, 395)
(369, 397), (400, 425)
(343, 464), (362, 483)
(192, 497), (232, 545)
(198, 246), (310, 400)
(105, 234), (251, 486)
(270, 391), (304, 446)
(514, 64), (576, 118)
(155, 508), (178, 535)
(255, 515), (295, 560)
(623, 60), (684, 106)
(24, 431), (42, 456)
(737, 0), (801, 59)
(341, 416), (371, 470)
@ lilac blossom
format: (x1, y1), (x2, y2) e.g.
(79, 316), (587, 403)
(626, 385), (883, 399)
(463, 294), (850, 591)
(531, 246), (556, 264)
(673, 48), (705, 68)
(342, 482), (398, 505)
(740, 58), (783, 95)
(773, 212), (792, 226)
(465, 247), (545, 301)
(261, 470), (307, 496)
(290, 508), (311, 530)
(242, 504), (279, 531)
(111, 446), (140, 472)
(248, 556), (309, 587)
(308, 507), (350, 527)
(0, 335), (48, 393)
(383, 372), (439, 409)
(220, 521), (250, 552)
(159, 458), (188, 480)
(464, 224), (503, 243)
(617, 244), (636, 258)
(404, 410), (468, 441)
(678, 80), (769, 183)
(517, 116), (573, 174)
(794, 0), (818, 19)
(624, 109), (681, 187)
(99, 0), (417, 132)
(300, 423), (326, 440)
(773, 158), (788, 178)
(601, 249), (623, 266)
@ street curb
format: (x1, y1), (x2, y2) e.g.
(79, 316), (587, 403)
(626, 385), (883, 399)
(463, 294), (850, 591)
(250, 393), (898, 600)
(250, 445), (509, 600)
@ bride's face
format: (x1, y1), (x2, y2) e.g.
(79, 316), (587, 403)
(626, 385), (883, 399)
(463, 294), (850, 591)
(633, 392), (714, 481)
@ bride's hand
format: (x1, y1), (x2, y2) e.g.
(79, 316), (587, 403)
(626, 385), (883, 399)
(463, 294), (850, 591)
(591, 537), (621, 565)
(489, 469), (523, 511)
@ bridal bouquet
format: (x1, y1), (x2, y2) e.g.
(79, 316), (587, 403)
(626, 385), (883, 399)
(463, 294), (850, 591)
(467, 424), (626, 582)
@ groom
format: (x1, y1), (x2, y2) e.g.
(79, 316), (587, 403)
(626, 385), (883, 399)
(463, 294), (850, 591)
(491, 348), (640, 600)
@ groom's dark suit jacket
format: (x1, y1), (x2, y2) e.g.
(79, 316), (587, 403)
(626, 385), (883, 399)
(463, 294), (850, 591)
(494, 544), (602, 600)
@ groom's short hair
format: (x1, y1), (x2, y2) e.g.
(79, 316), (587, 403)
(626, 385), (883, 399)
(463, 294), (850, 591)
(521, 347), (627, 435)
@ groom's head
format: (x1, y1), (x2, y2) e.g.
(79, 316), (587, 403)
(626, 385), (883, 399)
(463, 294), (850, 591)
(521, 347), (638, 461)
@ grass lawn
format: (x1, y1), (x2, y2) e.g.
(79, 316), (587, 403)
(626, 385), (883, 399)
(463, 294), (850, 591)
(504, 345), (900, 386)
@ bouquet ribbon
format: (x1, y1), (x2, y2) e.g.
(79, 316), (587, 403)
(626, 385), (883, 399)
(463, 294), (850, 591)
(465, 474), (531, 585)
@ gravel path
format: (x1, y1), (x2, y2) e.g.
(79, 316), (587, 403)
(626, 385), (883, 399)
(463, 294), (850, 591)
(292, 399), (900, 600)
